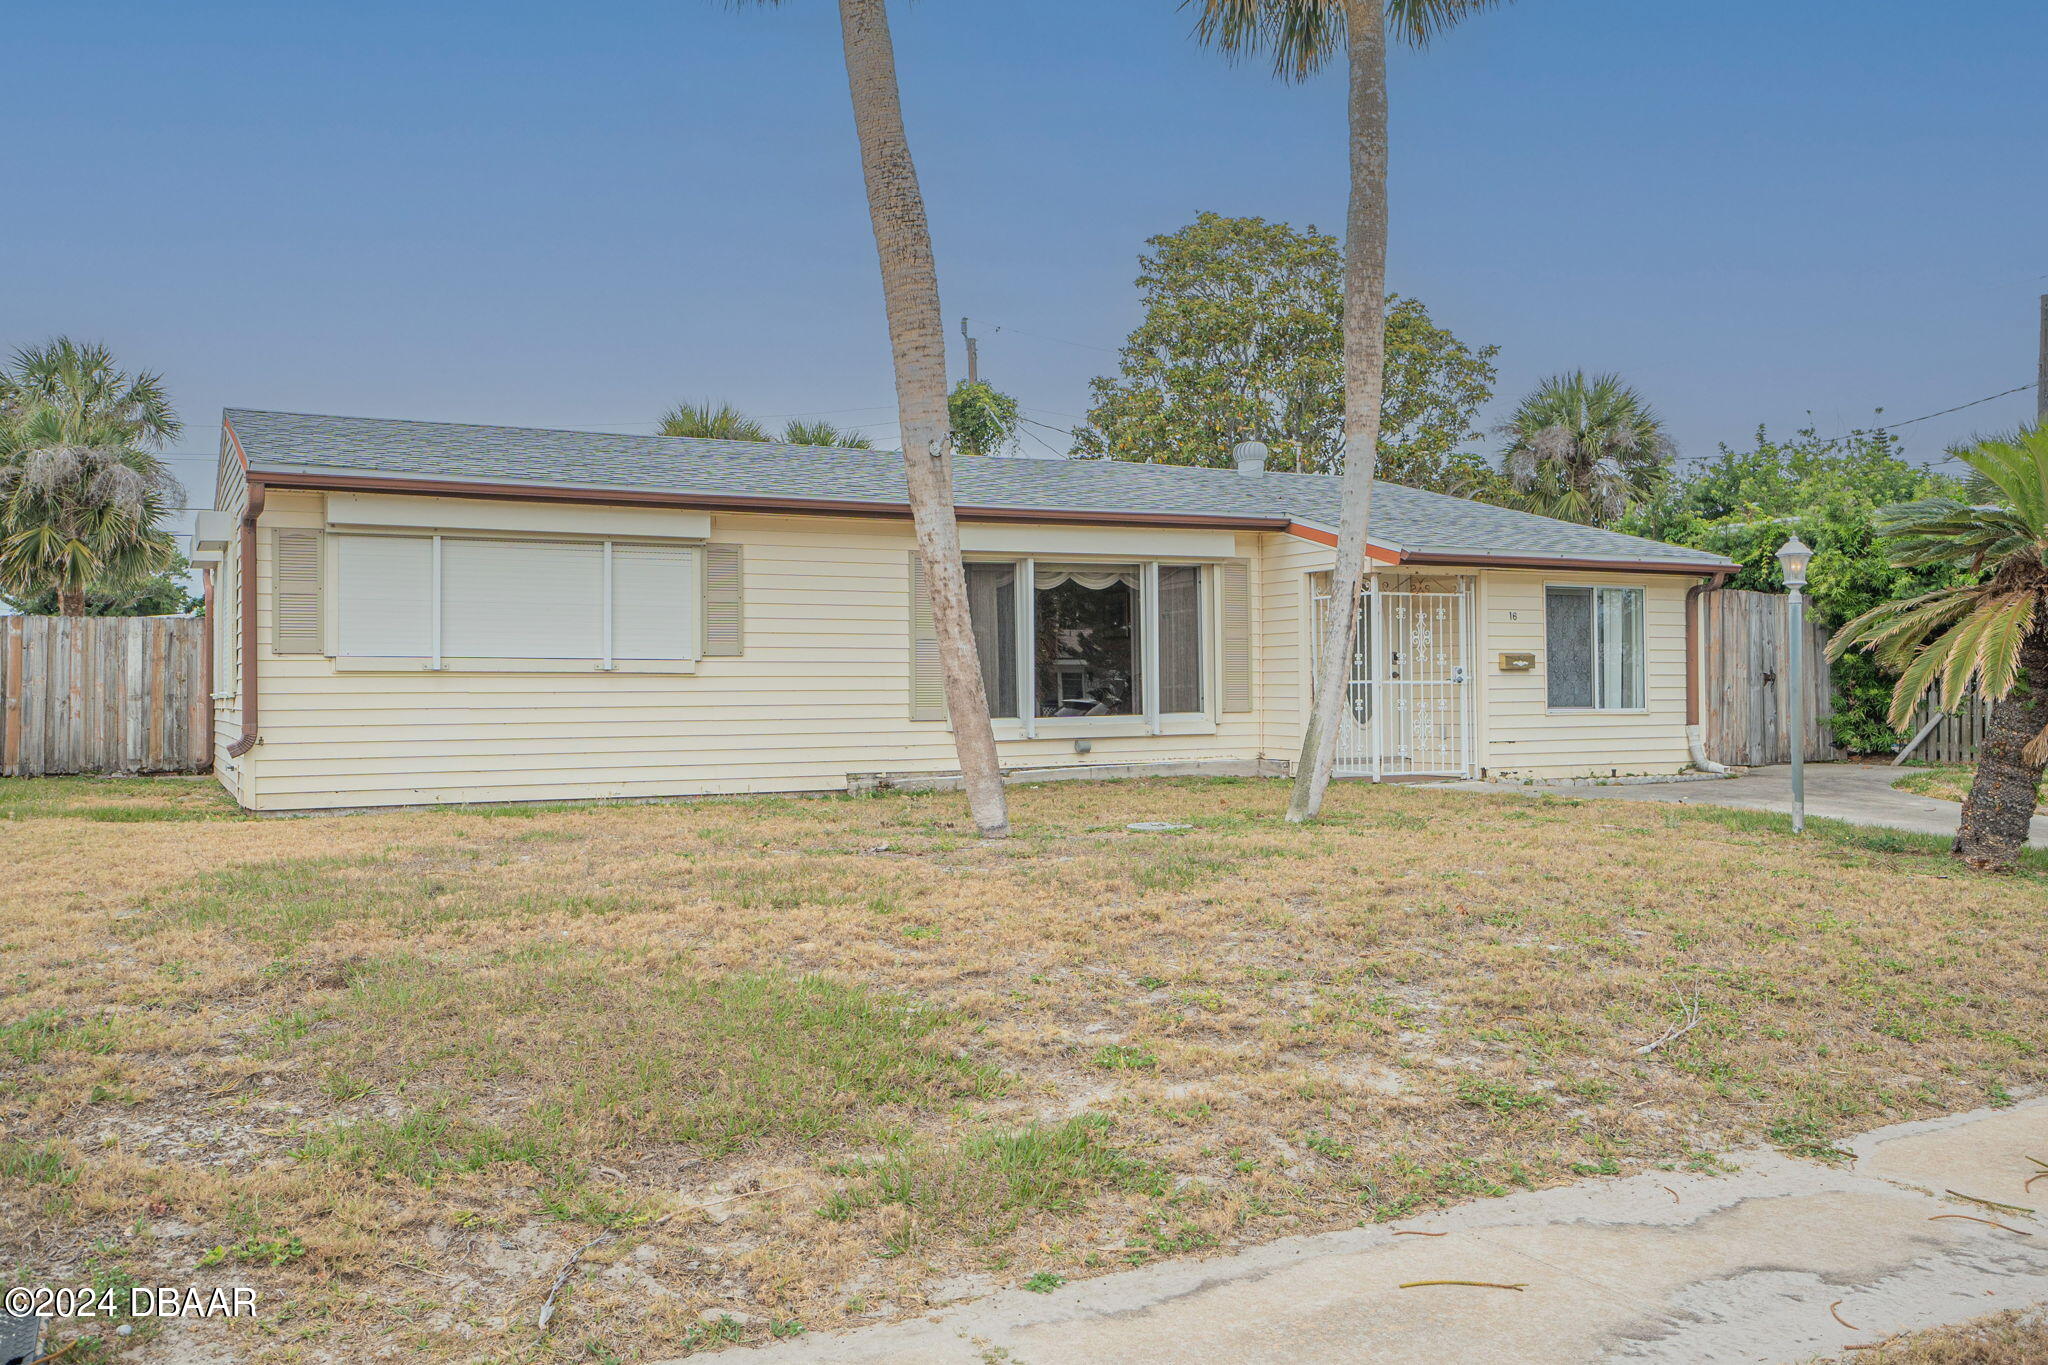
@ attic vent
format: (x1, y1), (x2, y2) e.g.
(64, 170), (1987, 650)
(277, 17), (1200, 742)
(1231, 441), (1269, 478)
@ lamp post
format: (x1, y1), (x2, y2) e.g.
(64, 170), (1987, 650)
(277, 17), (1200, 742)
(1777, 536), (1814, 833)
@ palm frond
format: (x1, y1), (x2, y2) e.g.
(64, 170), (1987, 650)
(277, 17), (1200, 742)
(1183, 0), (1508, 79)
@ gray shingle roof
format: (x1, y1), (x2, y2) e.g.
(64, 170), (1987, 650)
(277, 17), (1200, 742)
(224, 409), (1733, 569)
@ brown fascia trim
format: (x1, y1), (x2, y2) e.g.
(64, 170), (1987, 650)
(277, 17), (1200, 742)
(252, 468), (1291, 533)
(1400, 550), (1738, 577)
(225, 479), (266, 759)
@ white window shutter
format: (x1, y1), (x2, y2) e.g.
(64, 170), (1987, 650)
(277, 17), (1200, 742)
(1220, 558), (1252, 712)
(334, 534), (435, 658)
(271, 529), (323, 654)
(701, 543), (743, 657)
(441, 538), (603, 659)
(908, 552), (946, 721)
(612, 543), (702, 660)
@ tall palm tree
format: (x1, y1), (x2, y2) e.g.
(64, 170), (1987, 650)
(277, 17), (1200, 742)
(1829, 426), (2048, 871)
(0, 337), (181, 450)
(1188, 0), (1508, 822)
(0, 406), (183, 616)
(739, 0), (1007, 836)
(657, 400), (771, 441)
(1495, 371), (1671, 526)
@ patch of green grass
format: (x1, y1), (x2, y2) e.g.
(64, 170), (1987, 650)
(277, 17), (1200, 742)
(198, 1235), (306, 1268)
(1671, 804), (2048, 877)
(0, 1010), (119, 1062)
(294, 1103), (572, 1186)
(1093, 1044), (1157, 1071)
(1021, 1271), (1065, 1293)
(0, 776), (239, 821)
(0, 1139), (76, 1185)
(826, 1115), (1167, 1235)
(1454, 1076), (1550, 1115)
(1766, 1116), (1856, 1163)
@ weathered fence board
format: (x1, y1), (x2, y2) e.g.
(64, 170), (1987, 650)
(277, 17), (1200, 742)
(0, 616), (211, 776)
(1894, 685), (1989, 766)
(1701, 588), (1836, 767)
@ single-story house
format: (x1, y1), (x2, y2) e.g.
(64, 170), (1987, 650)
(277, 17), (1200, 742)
(188, 409), (1736, 813)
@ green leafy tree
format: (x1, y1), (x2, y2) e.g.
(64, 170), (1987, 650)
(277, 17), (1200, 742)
(948, 380), (1020, 457)
(1625, 423), (1965, 754)
(1489, 371), (1671, 525)
(1069, 213), (1496, 490)
(1827, 427), (2048, 871)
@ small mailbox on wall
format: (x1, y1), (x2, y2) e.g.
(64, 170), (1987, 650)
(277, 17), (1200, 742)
(1499, 651), (1536, 672)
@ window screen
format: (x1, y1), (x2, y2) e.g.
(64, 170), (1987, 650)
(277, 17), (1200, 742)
(335, 534), (435, 659)
(966, 562), (1019, 717)
(1157, 565), (1203, 713)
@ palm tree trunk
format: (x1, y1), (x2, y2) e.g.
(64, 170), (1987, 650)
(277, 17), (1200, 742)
(56, 587), (87, 617)
(1954, 628), (2048, 870)
(1288, 0), (1389, 824)
(836, 0), (1009, 838)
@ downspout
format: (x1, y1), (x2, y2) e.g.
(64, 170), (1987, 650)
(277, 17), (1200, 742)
(1685, 572), (1734, 773)
(225, 481), (266, 759)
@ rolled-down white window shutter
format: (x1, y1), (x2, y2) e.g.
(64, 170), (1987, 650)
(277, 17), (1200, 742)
(612, 543), (701, 660)
(441, 538), (603, 659)
(1221, 558), (1252, 712)
(701, 543), (743, 657)
(272, 529), (323, 654)
(334, 534), (434, 658)
(908, 552), (946, 721)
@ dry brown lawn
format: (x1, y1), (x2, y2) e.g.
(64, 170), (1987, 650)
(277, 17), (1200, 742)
(1812, 1307), (2048, 1362)
(4, 774), (2046, 1364)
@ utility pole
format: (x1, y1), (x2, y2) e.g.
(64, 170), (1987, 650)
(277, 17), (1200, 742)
(961, 317), (979, 386)
(2037, 293), (2046, 426)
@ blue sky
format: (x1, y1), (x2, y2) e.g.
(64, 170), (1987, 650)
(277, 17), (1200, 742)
(8, 0), (2045, 530)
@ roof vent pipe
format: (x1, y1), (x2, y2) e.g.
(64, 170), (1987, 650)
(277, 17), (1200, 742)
(1231, 441), (1269, 478)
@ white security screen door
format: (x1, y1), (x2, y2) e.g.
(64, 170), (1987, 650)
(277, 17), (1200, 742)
(1311, 573), (1476, 779)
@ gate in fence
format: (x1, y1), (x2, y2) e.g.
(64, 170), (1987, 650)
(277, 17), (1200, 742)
(1700, 588), (1836, 767)
(0, 615), (212, 777)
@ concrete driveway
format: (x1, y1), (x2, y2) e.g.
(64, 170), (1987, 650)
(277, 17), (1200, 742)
(1440, 762), (2048, 849)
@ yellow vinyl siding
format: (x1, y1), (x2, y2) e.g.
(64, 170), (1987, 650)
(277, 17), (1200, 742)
(231, 495), (1268, 811)
(1476, 570), (1693, 779)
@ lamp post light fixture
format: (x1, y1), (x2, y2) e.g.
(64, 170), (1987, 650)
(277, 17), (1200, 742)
(1777, 536), (1814, 833)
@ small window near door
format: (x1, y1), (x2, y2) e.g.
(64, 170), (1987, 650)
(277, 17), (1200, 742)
(966, 562), (1020, 718)
(1546, 586), (1644, 709)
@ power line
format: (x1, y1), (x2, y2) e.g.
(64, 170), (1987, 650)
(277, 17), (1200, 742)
(1867, 381), (2037, 434)
(964, 316), (1119, 355)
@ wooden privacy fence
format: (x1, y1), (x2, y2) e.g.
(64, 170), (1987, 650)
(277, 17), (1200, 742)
(0, 616), (211, 777)
(1893, 685), (1989, 766)
(1700, 588), (1836, 767)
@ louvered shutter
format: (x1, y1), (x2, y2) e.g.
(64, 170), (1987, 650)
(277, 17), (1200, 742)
(908, 552), (946, 721)
(272, 529), (323, 654)
(1220, 559), (1252, 712)
(701, 543), (743, 657)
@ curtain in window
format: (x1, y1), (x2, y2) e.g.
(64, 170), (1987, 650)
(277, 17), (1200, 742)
(1545, 587), (1594, 708)
(1157, 565), (1202, 713)
(965, 562), (1019, 718)
(1597, 587), (1644, 709)
(1035, 563), (1139, 717)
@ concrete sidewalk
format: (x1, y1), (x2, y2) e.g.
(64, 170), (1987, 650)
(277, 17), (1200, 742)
(1440, 762), (2048, 849)
(697, 1100), (2048, 1365)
